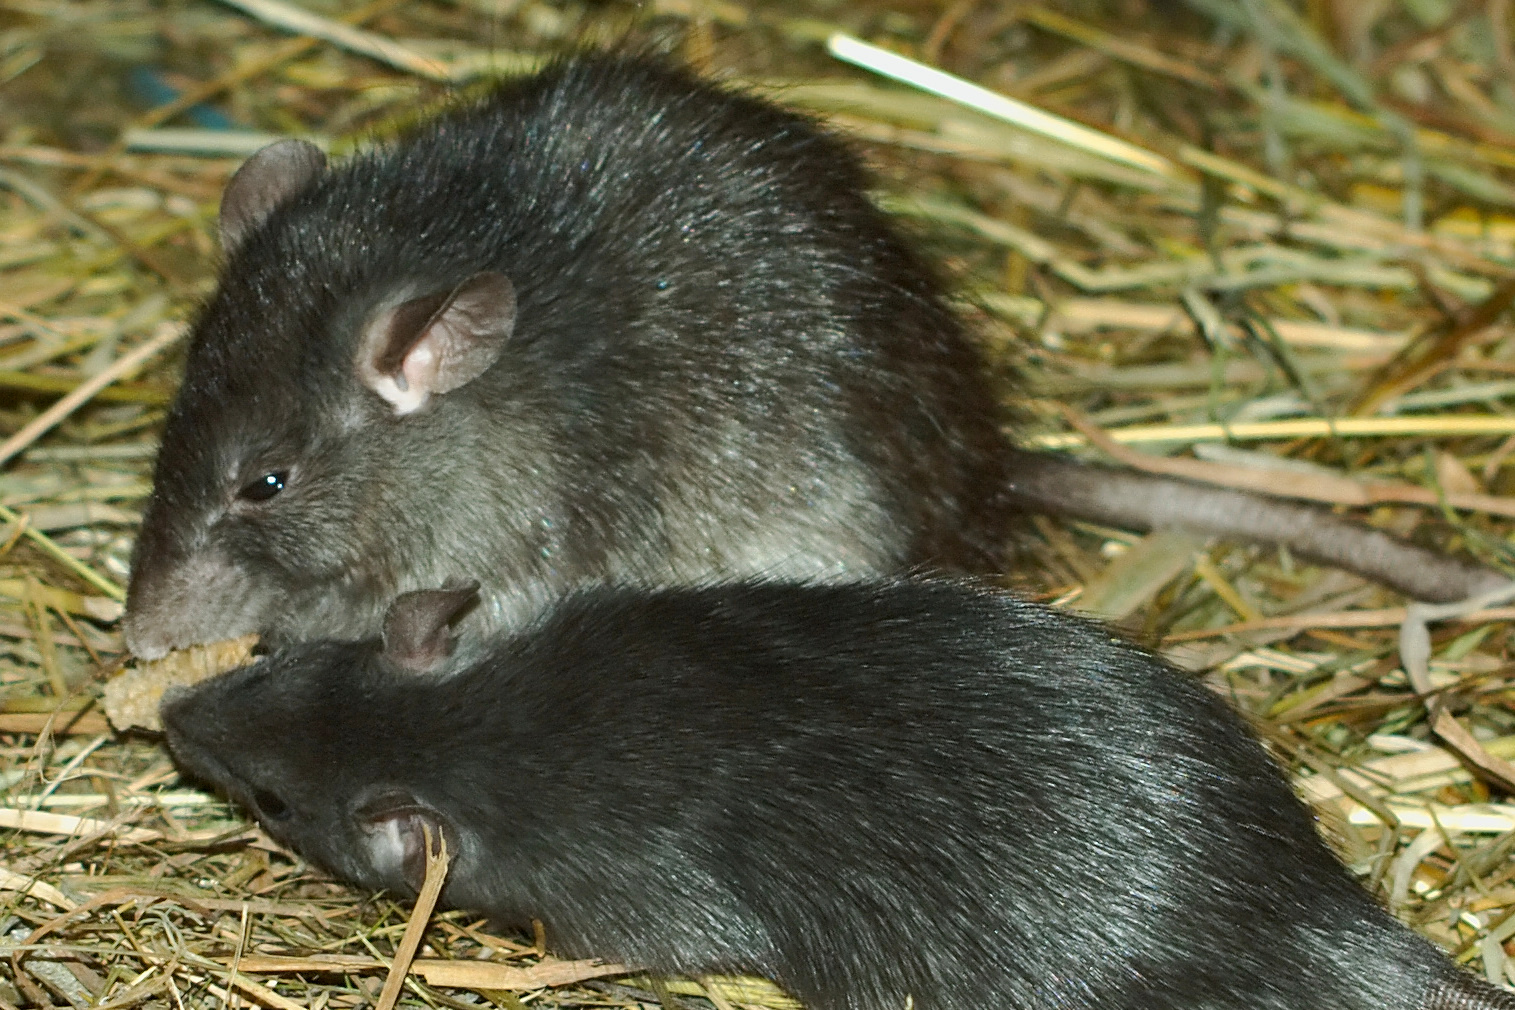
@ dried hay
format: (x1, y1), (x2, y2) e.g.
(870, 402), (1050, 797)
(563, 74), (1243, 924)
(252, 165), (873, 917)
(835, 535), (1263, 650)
(2, 0), (1515, 1007)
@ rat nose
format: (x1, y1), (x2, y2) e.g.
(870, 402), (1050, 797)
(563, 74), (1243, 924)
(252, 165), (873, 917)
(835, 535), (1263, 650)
(123, 547), (266, 658)
(121, 618), (173, 660)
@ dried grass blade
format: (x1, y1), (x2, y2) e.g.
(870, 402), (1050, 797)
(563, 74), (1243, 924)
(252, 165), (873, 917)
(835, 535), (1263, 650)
(213, 0), (449, 81)
(0, 808), (158, 842)
(0, 868), (75, 910)
(1427, 711), (1515, 795)
(0, 503), (124, 601)
(1354, 274), (1515, 416)
(1018, 6), (1221, 88)
(1055, 404), (1515, 517)
(1073, 528), (1208, 620)
(826, 34), (1182, 179)
(204, 977), (304, 1010)
(141, 0), (415, 129)
(0, 322), (182, 602)
(1165, 605), (1515, 642)
(0, 711), (110, 735)
(0, 320), (183, 471)
(1033, 415), (1515, 450)
(1338, 801), (1515, 834)
(1398, 586), (1515, 794)
(374, 826), (449, 1010)
(237, 954), (629, 990)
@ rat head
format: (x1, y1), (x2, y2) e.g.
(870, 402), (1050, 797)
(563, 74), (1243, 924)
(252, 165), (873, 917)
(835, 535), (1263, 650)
(124, 140), (518, 659)
(160, 584), (478, 892)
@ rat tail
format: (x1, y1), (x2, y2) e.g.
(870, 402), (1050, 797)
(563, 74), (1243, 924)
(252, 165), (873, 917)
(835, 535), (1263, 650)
(1424, 969), (1515, 1009)
(1001, 449), (1508, 604)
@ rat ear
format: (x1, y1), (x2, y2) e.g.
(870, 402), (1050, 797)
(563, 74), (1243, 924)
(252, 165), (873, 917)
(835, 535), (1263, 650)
(382, 581), (481, 674)
(219, 139), (326, 253)
(354, 789), (456, 894)
(356, 272), (516, 416)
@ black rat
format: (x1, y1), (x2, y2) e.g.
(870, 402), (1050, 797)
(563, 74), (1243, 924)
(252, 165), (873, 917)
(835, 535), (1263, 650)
(124, 53), (1504, 659)
(161, 578), (1515, 1010)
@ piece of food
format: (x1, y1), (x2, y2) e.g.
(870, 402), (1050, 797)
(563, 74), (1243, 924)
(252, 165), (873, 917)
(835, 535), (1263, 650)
(103, 634), (259, 732)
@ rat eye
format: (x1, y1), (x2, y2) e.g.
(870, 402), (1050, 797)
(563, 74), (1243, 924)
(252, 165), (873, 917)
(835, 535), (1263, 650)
(237, 472), (287, 502)
(252, 787), (291, 822)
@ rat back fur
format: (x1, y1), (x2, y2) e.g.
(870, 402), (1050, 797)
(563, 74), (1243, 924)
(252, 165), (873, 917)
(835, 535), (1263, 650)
(163, 579), (1515, 1010)
(125, 54), (1505, 659)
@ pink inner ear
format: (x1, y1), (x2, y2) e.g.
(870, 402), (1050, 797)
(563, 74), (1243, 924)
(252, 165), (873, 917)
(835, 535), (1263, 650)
(359, 805), (452, 893)
(361, 812), (412, 883)
(356, 273), (516, 416)
(371, 291), (450, 377)
(400, 338), (441, 398)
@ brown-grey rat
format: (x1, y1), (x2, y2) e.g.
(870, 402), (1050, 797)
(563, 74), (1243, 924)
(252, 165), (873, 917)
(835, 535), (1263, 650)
(161, 579), (1515, 1010)
(124, 53), (1505, 659)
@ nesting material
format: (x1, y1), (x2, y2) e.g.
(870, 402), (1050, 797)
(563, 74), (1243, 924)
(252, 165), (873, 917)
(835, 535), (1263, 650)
(5, 0), (1515, 1007)
(102, 634), (259, 732)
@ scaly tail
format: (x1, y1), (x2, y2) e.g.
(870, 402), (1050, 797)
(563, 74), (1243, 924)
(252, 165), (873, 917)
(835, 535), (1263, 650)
(1003, 449), (1509, 604)
(1425, 969), (1515, 1009)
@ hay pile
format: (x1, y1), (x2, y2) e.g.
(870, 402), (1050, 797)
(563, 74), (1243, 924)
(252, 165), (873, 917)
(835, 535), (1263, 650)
(2, 0), (1515, 1006)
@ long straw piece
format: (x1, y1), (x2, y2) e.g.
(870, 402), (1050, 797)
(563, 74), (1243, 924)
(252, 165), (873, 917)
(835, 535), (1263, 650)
(374, 827), (450, 1010)
(0, 322), (185, 601)
(214, 0), (449, 81)
(1032, 414), (1515, 449)
(0, 504), (124, 601)
(0, 321), (184, 472)
(826, 33), (1183, 179)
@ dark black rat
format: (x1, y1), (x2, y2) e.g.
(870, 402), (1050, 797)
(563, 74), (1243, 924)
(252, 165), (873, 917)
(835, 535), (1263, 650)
(123, 53), (1504, 659)
(161, 578), (1515, 1010)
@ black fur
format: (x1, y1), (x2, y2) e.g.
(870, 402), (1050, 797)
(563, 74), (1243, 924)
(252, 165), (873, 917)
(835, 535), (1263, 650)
(163, 579), (1515, 1010)
(125, 54), (1503, 658)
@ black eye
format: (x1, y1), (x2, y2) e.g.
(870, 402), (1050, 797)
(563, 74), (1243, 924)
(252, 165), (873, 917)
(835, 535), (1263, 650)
(251, 787), (291, 821)
(237, 472), (287, 502)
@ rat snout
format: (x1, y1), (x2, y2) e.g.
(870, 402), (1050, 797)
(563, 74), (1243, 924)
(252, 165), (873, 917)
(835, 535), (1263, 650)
(121, 619), (177, 661)
(159, 699), (235, 791)
(123, 547), (270, 658)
